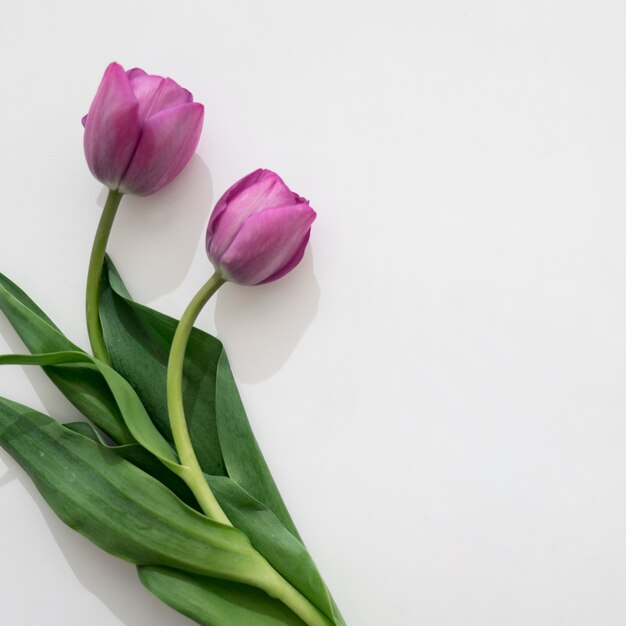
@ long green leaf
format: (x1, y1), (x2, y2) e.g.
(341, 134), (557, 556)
(139, 567), (307, 626)
(100, 257), (299, 536)
(214, 353), (300, 540)
(0, 273), (60, 329)
(64, 421), (198, 510)
(208, 476), (342, 624)
(70, 417), (339, 623)
(0, 351), (180, 473)
(0, 397), (269, 584)
(0, 274), (131, 443)
(67, 420), (341, 624)
(99, 260), (343, 622)
(100, 259), (225, 476)
(66, 418), (340, 623)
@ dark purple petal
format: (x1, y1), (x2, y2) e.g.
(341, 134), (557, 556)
(259, 229), (311, 284)
(119, 102), (204, 196)
(83, 62), (141, 189)
(127, 68), (192, 122)
(206, 169), (266, 240)
(217, 203), (316, 285)
(206, 169), (304, 262)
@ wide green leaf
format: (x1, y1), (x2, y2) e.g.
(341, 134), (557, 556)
(0, 397), (270, 584)
(68, 416), (340, 623)
(0, 351), (180, 473)
(0, 274), (131, 443)
(214, 353), (300, 541)
(64, 421), (198, 510)
(67, 419), (341, 624)
(0, 273), (60, 329)
(66, 418), (340, 623)
(100, 259), (225, 476)
(100, 257), (299, 536)
(139, 566), (307, 626)
(99, 261), (343, 622)
(208, 476), (342, 624)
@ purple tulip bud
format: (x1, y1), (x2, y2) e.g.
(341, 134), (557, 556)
(83, 62), (204, 196)
(206, 169), (316, 285)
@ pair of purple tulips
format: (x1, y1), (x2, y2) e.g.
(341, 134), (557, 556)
(83, 62), (316, 287)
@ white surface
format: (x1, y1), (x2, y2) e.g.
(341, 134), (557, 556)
(1, 1), (626, 624)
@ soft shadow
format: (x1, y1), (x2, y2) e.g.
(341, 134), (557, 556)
(0, 466), (13, 487)
(214, 249), (320, 383)
(0, 454), (195, 626)
(106, 155), (213, 302)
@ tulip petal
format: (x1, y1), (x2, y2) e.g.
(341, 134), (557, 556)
(259, 230), (311, 284)
(83, 62), (141, 189)
(127, 68), (192, 122)
(207, 171), (303, 261)
(119, 102), (204, 196)
(220, 203), (316, 285)
(206, 170), (267, 252)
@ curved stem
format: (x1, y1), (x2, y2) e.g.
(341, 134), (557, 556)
(167, 276), (334, 625)
(86, 189), (123, 365)
(263, 569), (334, 626)
(167, 272), (230, 524)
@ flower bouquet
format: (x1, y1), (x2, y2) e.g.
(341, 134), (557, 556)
(0, 62), (344, 626)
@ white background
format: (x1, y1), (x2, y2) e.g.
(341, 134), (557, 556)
(1, 1), (626, 624)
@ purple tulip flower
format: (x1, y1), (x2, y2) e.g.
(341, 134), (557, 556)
(206, 169), (316, 285)
(83, 62), (204, 196)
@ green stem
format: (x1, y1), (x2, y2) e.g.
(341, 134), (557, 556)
(167, 276), (334, 626)
(166, 273), (230, 524)
(264, 570), (334, 626)
(86, 189), (123, 365)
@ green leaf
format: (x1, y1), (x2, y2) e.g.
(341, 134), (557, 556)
(214, 353), (300, 540)
(64, 421), (198, 510)
(0, 397), (271, 584)
(67, 416), (339, 622)
(100, 259), (225, 476)
(100, 257), (299, 536)
(139, 567), (307, 626)
(99, 261), (344, 623)
(208, 476), (343, 624)
(65, 419), (341, 624)
(0, 274), (131, 443)
(0, 273), (60, 329)
(67, 416), (339, 623)
(0, 351), (180, 473)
